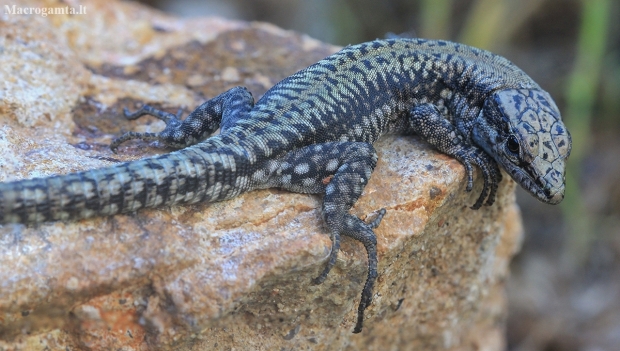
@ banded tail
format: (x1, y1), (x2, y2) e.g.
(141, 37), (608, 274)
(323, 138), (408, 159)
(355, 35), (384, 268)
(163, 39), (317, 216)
(0, 141), (250, 225)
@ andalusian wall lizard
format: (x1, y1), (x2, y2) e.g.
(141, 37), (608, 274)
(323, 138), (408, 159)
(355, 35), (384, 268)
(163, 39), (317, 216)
(0, 38), (572, 333)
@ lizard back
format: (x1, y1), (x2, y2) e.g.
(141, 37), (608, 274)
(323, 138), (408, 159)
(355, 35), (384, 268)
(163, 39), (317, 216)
(233, 38), (540, 156)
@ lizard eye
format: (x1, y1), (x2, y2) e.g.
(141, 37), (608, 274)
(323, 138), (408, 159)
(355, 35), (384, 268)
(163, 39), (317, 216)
(506, 135), (520, 155)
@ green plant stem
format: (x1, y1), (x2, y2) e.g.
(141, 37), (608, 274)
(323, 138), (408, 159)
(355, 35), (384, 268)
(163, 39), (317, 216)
(562, 0), (610, 267)
(459, 0), (545, 51)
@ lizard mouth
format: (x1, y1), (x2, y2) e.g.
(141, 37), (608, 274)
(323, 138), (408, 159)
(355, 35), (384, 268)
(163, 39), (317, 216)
(536, 184), (564, 204)
(506, 163), (565, 204)
(545, 188), (565, 205)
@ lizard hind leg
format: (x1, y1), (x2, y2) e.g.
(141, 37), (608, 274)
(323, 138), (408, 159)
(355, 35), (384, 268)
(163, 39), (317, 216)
(110, 105), (186, 153)
(111, 86), (254, 153)
(264, 141), (385, 333)
(320, 142), (385, 333)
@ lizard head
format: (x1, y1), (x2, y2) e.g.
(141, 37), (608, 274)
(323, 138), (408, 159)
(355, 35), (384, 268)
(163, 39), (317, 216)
(472, 89), (572, 204)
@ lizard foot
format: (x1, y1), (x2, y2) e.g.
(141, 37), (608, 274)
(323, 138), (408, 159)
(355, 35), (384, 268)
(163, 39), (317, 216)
(110, 105), (184, 153)
(457, 148), (502, 209)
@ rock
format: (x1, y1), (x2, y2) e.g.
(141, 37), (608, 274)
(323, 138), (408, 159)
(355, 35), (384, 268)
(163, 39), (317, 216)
(0, 0), (523, 350)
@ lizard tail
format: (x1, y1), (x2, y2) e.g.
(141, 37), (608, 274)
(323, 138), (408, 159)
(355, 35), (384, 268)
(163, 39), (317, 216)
(0, 143), (249, 225)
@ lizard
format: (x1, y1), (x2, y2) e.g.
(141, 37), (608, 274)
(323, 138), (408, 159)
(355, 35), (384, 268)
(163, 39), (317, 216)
(0, 38), (571, 333)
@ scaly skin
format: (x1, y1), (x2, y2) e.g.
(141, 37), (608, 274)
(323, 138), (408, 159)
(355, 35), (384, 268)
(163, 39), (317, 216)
(0, 38), (572, 333)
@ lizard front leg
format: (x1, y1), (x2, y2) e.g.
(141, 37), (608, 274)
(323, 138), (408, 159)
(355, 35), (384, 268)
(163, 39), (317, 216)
(111, 86), (254, 152)
(408, 103), (502, 208)
(262, 141), (386, 333)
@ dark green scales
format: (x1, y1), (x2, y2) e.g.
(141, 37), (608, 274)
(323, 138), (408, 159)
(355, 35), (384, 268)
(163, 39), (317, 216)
(0, 38), (571, 333)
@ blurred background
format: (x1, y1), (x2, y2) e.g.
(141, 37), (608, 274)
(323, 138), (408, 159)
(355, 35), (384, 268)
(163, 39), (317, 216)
(137, 0), (619, 349)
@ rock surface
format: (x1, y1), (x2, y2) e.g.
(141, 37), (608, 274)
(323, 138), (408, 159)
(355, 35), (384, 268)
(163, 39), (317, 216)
(0, 0), (523, 350)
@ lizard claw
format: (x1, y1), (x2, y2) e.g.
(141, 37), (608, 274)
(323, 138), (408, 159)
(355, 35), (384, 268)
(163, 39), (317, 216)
(469, 149), (501, 209)
(456, 149), (501, 209)
(366, 208), (387, 229)
(111, 105), (186, 152)
(462, 160), (475, 192)
(122, 107), (132, 118)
